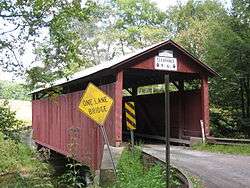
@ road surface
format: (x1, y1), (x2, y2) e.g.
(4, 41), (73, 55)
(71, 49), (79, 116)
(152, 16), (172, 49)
(143, 145), (250, 188)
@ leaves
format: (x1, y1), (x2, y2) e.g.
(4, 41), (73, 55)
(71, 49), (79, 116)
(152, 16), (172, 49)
(0, 101), (24, 140)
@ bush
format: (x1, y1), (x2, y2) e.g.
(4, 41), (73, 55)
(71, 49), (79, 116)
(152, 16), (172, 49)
(0, 100), (24, 140)
(210, 107), (244, 138)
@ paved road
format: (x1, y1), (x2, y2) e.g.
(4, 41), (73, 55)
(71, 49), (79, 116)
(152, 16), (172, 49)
(143, 145), (250, 188)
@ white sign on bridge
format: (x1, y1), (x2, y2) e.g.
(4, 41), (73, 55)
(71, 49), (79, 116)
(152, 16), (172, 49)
(154, 56), (177, 71)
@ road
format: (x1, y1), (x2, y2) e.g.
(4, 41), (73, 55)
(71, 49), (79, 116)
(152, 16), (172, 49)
(143, 144), (250, 188)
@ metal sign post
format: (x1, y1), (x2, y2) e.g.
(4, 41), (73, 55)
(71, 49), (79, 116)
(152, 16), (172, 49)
(165, 74), (170, 188)
(100, 125), (117, 177)
(78, 82), (117, 178)
(130, 130), (134, 148)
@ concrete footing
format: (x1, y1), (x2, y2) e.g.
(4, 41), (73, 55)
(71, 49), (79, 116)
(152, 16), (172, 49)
(99, 145), (124, 186)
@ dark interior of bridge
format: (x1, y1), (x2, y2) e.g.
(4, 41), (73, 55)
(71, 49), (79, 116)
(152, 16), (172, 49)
(122, 68), (202, 144)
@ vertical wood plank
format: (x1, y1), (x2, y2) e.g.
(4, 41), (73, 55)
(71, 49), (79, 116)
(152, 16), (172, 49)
(114, 71), (123, 146)
(201, 76), (210, 136)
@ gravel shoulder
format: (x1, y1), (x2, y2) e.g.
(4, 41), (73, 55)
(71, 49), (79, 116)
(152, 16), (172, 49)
(143, 145), (250, 188)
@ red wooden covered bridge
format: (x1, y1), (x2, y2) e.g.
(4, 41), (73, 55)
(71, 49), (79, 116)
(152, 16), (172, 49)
(31, 40), (217, 171)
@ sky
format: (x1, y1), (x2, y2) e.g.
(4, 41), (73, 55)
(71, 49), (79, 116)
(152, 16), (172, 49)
(0, 0), (232, 81)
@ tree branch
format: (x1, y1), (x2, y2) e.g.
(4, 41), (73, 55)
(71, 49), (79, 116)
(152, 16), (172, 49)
(0, 24), (20, 35)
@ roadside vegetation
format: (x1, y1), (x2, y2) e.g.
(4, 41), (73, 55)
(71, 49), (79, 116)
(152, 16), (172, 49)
(0, 101), (54, 187)
(109, 147), (181, 188)
(192, 143), (250, 156)
(0, 132), (55, 187)
(188, 175), (204, 188)
(0, 80), (30, 101)
(0, 103), (88, 187)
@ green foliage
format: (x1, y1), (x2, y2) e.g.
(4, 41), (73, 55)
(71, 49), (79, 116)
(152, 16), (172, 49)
(0, 173), (54, 188)
(192, 143), (250, 156)
(0, 133), (54, 187)
(58, 161), (86, 188)
(0, 80), (30, 101)
(111, 147), (180, 188)
(0, 100), (24, 140)
(111, 0), (169, 50)
(188, 175), (204, 188)
(0, 132), (52, 174)
(166, 0), (250, 138)
(0, 0), (58, 73)
(25, 0), (170, 89)
(210, 107), (248, 138)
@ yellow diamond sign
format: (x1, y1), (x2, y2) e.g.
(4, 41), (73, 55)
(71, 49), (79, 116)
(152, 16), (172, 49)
(78, 83), (113, 126)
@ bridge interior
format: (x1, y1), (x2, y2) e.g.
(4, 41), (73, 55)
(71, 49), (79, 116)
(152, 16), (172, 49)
(121, 68), (203, 144)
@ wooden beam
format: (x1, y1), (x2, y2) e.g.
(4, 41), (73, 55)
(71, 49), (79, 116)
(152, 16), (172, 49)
(114, 71), (123, 146)
(179, 80), (184, 92)
(178, 80), (184, 139)
(125, 88), (133, 96)
(172, 81), (179, 90)
(201, 76), (210, 136)
(132, 86), (137, 96)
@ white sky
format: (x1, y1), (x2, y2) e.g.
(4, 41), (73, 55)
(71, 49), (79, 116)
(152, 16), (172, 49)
(0, 0), (232, 81)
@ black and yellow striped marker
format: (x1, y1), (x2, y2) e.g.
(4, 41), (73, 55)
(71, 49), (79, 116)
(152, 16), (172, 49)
(125, 101), (136, 130)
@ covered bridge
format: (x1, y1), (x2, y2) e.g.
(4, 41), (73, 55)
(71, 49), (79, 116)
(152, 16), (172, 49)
(31, 40), (217, 170)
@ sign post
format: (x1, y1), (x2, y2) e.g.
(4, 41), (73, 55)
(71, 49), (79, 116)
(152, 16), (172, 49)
(78, 83), (117, 177)
(165, 74), (170, 188)
(100, 125), (117, 177)
(125, 101), (136, 148)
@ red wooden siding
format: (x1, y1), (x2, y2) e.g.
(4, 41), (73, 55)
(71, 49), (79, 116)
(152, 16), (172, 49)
(131, 54), (203, 74)
(32, 83), (116, 170)
(122, 90), (202, 138)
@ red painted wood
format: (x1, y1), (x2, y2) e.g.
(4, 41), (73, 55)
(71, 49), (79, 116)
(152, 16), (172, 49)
(201, 76), (210, 136)
(177, 55), (197, 73)
(114, 71), (123, 146)
(183, 90), (203, 137)
(32, 83), (116, 170)
(131, 53), (203, 74)
(132, 57), (155, 70)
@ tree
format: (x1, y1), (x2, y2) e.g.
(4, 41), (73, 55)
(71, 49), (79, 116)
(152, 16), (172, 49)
(231, 0), (250, 127)
(0, 80), (30, 101)
(0, 0), (58, 73)
(111, 0), (169, 53)
(26, 0), (170, 89)
(1, 0), (100, 88)
(25, 0), (102, 89)
(166, 0), (250, 137)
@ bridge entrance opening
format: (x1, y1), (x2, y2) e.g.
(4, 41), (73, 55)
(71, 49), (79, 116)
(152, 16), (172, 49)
(121, 67), (207, 145)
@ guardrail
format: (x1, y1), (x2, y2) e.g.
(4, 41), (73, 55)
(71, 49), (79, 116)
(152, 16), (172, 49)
(206, 137), (250, 145)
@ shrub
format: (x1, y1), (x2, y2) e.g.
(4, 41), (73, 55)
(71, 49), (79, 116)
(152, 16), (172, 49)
(0, 100), (24, 140)
(58, 161), (86, 188)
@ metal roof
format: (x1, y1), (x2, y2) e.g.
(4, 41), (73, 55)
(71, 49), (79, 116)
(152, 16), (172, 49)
(30, 39), (218, 94)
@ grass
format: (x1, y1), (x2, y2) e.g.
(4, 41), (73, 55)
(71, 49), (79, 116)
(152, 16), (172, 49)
(192, 143), (250, 156)
(109, 147), (181, 188)
(0, 132), (55, 187)
(188, 175), (204, 188)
